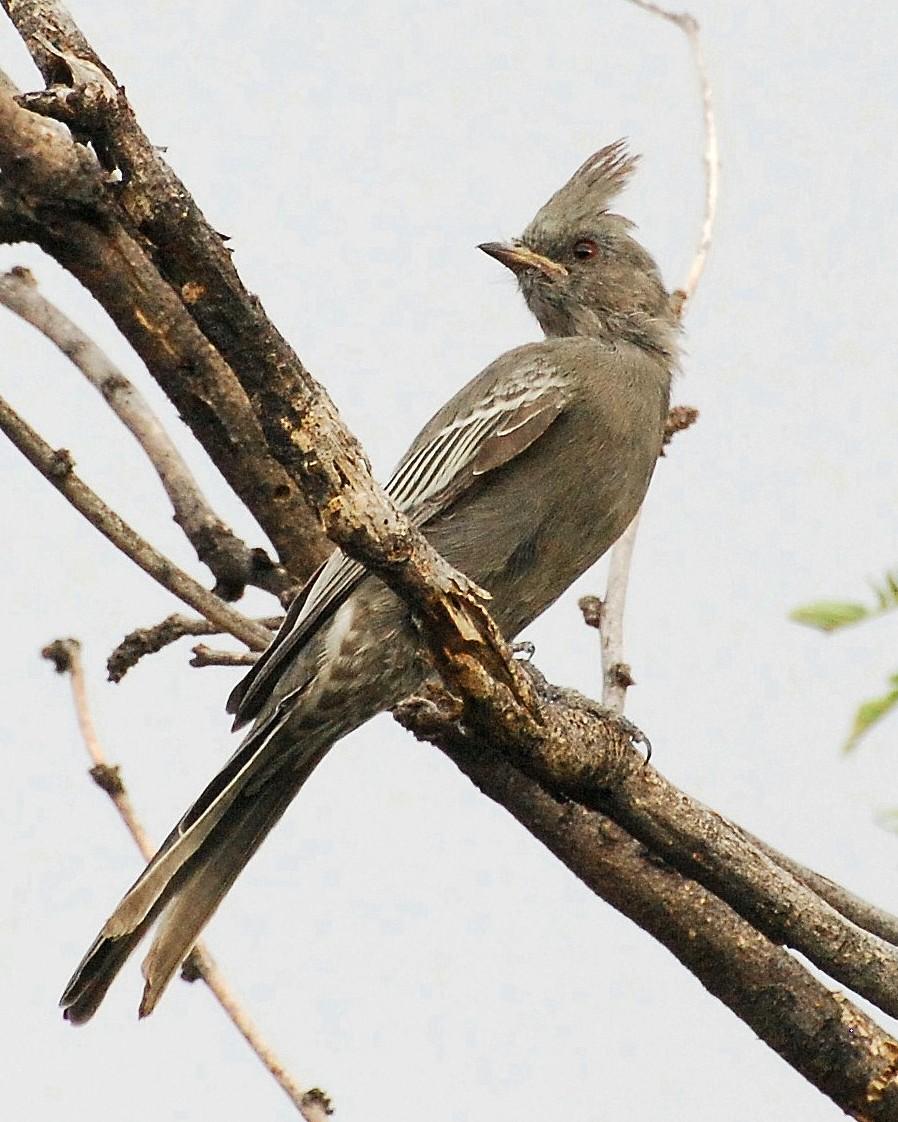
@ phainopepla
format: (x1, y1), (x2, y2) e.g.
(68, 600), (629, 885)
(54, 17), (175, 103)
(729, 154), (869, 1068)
(61, 141), (678, 1022)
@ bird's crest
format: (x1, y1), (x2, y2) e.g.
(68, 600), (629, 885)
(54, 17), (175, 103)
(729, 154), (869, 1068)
(525, 140), (639, 238)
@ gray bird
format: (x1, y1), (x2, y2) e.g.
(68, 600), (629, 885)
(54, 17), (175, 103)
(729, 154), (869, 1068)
(61, 141), (678, 1023)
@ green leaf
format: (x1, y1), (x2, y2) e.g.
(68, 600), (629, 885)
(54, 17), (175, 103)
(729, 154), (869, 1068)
(789, 601), (870, 632)
(871, 570), (898, 612)
(791, 568), (898, 632)
(843, 673), (898, 752)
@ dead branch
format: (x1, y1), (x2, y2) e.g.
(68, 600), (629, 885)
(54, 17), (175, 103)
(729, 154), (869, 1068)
(0, 72), (327, 580)
(107, 613), (280, 683)
(190, 644), (259, 669)
(589, 1), (718, 712)
(0, 265), (296, 602)
(41, 637), (331, 1120)
(0, 395), (271, 651)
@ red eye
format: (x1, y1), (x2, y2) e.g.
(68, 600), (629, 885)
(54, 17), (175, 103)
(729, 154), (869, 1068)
(573, 239), (598, 260)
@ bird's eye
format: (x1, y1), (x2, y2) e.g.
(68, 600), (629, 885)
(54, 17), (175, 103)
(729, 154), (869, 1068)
(573, 239), (598, 260)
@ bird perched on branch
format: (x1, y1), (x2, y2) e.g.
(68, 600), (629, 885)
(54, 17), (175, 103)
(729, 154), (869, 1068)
(61, 141), (678, 1022)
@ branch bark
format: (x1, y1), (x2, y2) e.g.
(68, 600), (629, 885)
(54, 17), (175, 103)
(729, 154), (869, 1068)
(106, 613), (279, 683)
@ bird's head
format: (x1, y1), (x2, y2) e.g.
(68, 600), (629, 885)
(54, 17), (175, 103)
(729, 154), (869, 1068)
(479, 141), (677, 357)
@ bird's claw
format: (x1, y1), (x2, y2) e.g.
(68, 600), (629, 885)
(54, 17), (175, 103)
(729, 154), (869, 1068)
(609, 711), (652, 763)
(511, 640), (536, 662)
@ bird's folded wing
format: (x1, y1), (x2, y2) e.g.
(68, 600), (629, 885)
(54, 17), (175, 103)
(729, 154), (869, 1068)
(228, 360), (569, 727)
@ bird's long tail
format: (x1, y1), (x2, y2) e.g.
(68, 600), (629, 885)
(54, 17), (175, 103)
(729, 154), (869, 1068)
(60, 710), (327, 1024)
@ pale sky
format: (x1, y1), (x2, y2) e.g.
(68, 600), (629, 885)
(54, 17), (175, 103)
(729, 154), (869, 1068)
(3, 2), (897, 1120)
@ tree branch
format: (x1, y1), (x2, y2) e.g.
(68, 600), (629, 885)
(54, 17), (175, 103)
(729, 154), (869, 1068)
(432, 728), (898, 1120)
(41, 637), (331, 1120)
(190, 644), (259, 669)
(0, 265), (296, 602)
(106, 613), (279, 683)
(0, 394), (271, 650)
(0, 43), (528, 731)
(397, 675), (898, 1021)
(589, 0), (719, 712)
(0, 73), (328, 579)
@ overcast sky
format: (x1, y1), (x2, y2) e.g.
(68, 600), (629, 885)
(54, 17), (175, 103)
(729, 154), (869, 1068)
(3, 2), (897, 1120)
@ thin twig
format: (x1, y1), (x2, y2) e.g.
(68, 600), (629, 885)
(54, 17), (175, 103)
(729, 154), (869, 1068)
(598, 510), (640, 712)
(41, 638), (331, 1120)
(595, 1), (719, 712)
(190, 644), (260, 669)
(0, 394), (271, 652)
(0, 266), (296, 603)
(662, 404), (700, 451)
(623, 4), (721, 310)
(107, 613), (281, 683)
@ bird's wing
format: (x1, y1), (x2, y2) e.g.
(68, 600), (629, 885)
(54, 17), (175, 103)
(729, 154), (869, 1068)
(387, 364), (568, 522)
(228, 355), (569, 727)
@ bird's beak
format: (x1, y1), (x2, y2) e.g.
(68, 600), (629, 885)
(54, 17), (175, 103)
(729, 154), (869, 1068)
(478, 240), (568, 279)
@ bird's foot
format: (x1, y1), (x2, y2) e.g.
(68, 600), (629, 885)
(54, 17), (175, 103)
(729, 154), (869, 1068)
(511, 640), (536, 662)
(609, 711), (652, 763)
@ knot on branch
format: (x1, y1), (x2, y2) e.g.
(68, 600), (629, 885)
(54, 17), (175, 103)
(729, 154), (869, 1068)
(89, 762), (123, 797)
(41, 636), (79, 672)
(47, 447), (75, 480)
(300, 1089), (334, 1120)
(16, 37), (120, 171)
(662, 404), (700, 452)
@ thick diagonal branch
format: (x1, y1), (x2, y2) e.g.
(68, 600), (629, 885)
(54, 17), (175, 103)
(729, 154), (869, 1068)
(439, 731), (898, 1120)
(0, 78), (327, 579)
(0, 65), (521, 719)
(396, 676), (898, 1021)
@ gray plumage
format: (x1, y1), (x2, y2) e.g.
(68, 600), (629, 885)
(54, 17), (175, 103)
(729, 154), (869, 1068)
(60, 141), (677, 1023)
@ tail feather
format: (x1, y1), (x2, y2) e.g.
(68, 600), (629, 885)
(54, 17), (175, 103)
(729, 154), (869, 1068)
(138, 762), (317, 1017)
(60, 710), (324, 1023)
(95, 706), (296, 945)
(61, 913), (159, 1024)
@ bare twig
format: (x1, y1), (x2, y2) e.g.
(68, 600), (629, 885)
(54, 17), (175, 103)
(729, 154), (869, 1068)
(107, 613), (280, 683)
(0, 395), (271, 651)
(599, 511), (640, 713)
(190, 644), (259, 669)
(662, 403), (700, 451)
(0, 266), (296, 602)
(0, 264), (294, 605)
(593, 1), (719, 712)
(41, 637), (331, 1120)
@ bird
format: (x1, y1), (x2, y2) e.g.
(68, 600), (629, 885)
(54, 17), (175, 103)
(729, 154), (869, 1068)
(60, 140), (678, 1023)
